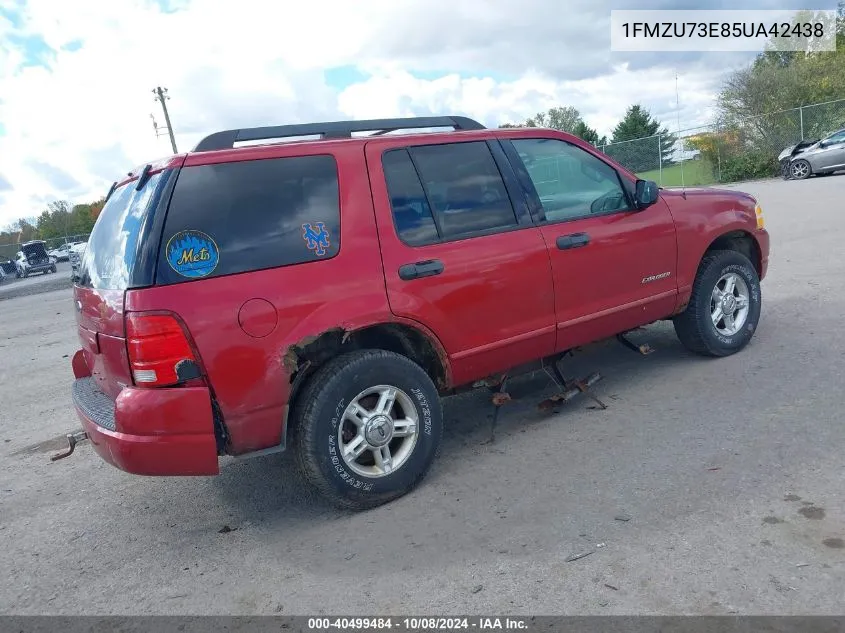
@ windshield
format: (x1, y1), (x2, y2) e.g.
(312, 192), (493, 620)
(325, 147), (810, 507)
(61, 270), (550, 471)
(78, 172), (163, 290)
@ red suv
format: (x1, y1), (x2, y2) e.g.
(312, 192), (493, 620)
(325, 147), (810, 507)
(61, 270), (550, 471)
(67, 116), (770, 509)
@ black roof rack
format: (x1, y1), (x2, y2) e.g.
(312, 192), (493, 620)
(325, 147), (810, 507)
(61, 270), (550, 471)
(193, 116), (486, 152)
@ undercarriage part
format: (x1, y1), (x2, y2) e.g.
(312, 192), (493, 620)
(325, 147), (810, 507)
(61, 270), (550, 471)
(486, 374), (511, 444)
(616, 332), (654, 355)
(50, 430), (89, 462)
(538, 372), (605, 412)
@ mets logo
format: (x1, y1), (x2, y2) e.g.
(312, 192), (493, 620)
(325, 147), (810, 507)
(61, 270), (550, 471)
(302, 222), (331, 256)
(166, 230), (220, 278)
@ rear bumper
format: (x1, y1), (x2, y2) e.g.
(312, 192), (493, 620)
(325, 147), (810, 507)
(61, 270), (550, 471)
(72, 377), (219, 476)
(24, 263), (53, 273)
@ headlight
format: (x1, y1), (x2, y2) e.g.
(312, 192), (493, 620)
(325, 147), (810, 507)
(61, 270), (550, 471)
(755, 204), (765, 230)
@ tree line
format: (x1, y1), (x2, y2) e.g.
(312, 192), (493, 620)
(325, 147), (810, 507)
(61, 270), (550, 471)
(0, 198), (104, 254)
(688, 5), (845, 180)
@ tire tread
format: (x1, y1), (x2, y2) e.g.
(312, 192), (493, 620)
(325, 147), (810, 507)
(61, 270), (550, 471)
(290, 349), (443, 511)
(673, 249), (759, 357)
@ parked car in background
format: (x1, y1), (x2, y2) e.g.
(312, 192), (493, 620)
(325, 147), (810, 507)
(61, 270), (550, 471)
(48, 242), (82, 262)
(69, 242), (87, 281)
(779, 127), (845, 180)
(15, 241), (57, 277)
(0, 258), (16, 283)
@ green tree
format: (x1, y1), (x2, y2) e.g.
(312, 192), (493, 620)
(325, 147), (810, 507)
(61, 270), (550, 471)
(524, 106), (582, 133)
(609, 104), (676, 169)
(572, 120), (599, 145)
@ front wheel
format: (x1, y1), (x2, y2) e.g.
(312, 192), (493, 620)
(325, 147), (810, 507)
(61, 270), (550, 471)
(673, 250), (762, 357)
(291, 349), (443, 510)
(790, 159), (811, 180)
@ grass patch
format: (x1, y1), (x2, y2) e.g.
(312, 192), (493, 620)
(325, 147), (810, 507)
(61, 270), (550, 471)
(639, 160), (716, 187)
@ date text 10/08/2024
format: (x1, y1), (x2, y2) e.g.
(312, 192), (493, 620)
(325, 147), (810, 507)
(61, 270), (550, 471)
(307, 617), (529, 631)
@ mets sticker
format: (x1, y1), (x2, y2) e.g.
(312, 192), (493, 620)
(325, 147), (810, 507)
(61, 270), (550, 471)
(166, 230), (219, 278)
(302, 222), (330, 256)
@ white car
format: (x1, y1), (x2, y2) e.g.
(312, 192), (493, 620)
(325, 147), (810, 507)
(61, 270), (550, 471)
(69, 242), (87, 281)
(48, 242), (79, 262)
(15, 241), (58, 277)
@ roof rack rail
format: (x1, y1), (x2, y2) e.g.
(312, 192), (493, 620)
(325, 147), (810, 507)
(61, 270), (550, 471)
(193, 116), (486, 152)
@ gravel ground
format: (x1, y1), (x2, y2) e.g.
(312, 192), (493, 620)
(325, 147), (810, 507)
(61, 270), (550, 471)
(0, 261), (72, 301)
(1, 176), (844, 615)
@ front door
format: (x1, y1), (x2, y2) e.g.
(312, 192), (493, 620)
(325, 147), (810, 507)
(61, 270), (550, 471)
(365, 138), (556, 387)
(813, 130), (845, 171)
(501, 136), (679, 352)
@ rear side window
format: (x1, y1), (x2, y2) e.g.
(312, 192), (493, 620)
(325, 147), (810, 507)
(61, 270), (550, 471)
(382, 150), (439, 246)
(158, 155), (339, 284)
(382, 141), (517, 245)
(78, 172), (164, 290)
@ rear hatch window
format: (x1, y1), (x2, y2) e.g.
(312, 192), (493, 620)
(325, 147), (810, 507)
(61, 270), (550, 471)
(78, 172), (164, 290)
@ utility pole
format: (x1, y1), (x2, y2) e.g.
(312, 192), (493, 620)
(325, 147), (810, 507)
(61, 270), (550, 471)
(152, 86), (178, 153)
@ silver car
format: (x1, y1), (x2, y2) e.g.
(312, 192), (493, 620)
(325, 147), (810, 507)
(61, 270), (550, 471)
(780, 128), (845, 180)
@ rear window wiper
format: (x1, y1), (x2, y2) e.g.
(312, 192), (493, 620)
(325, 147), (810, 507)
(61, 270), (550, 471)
(135, 164), (152, 191)
(104, 181), (117, 203)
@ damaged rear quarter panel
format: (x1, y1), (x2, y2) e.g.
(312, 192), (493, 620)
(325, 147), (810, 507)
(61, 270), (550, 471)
(127, 144), (395, 455)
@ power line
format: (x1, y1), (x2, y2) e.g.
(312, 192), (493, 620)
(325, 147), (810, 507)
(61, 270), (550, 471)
(152, 86), (178, 154)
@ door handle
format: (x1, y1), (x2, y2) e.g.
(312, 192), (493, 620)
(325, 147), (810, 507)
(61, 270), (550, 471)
(398, 259), (445, 280)
(556, 233), (590, 250)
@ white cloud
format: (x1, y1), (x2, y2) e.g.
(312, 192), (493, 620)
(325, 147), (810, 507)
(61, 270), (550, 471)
(0, 0), (747, 226)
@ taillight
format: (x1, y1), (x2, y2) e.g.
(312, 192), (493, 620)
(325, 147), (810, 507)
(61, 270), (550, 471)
(125, 312), (201, 387)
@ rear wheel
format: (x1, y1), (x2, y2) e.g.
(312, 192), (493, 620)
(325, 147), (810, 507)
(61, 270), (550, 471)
(673, 250), (761, 357)
(291, 349), (443, 510)
(50, 265), (57, 273)
(790, 159), (811, 180)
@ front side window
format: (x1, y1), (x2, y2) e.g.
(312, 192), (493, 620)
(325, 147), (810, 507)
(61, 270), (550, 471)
(823, 130), (845, 144)
(382, 141), (517, 244)
(512, 138), (632, 223)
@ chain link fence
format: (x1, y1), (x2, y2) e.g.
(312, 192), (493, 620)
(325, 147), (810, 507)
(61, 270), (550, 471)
(0, 234), (89, 263)
(597, 97), (845, 186)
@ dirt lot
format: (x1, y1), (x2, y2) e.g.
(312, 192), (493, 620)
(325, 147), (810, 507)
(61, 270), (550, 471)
(1, 176), (843, 615)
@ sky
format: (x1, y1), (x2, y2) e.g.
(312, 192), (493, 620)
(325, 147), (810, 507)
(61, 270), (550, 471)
(0, 0), (833, 226)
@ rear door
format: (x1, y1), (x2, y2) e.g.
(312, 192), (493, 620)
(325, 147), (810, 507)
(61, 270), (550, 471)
(365, 137), (556, 387)
(74, 169), (171, 398)
(500, 136), (678, 352)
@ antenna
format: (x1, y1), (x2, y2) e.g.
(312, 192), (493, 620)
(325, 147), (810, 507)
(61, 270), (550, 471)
(676, 72), (686, 197)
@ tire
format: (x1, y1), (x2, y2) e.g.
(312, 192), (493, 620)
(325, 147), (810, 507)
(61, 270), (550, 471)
(673, 250), (762, 357)
(51, 265), (57, 273)
(290, 349), (444, 510)
(790, 159), (811, 180)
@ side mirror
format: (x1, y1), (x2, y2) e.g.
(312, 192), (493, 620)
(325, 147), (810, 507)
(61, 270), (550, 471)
(635, 179), (659, 209)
